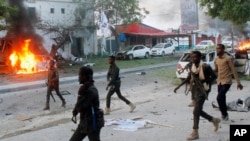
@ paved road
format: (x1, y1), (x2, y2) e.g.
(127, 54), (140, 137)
(0, 62), (177, 94)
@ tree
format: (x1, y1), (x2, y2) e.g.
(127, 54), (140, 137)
(0, 0), (17, 31)
(199, 0), (250, 25)
(87, 0), (148, 52)
(95, 0), (149, 24)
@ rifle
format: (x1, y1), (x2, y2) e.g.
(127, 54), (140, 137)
(45, 80), (56, 102)
(177, 62), (192, 75)
(190, 72), (208, 100)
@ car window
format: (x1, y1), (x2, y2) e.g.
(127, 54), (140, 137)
(165, 44), (171, 48)
(201, 54), (206, 61)
(199, 42), (208, 45)
(208, 52), (215, 61)
(134, 46), (139, 50)
(180, 53), (207, 62)
(154, 44), (163, 48)
(180, 53), (191, 62)
(122, 46), (133, 51)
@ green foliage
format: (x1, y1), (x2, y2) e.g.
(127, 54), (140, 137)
(199, 0), (250, 25)
(0, 1), (18, 31)
(95, 0), (149, 24)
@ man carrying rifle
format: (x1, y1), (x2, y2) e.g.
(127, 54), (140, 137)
(174, 51), (220, 140)
(43, 60), (66, 110)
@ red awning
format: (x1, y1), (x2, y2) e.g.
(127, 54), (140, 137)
(116, 23), (177, 36)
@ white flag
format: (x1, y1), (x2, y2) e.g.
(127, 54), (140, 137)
(100, 11), (109, 35)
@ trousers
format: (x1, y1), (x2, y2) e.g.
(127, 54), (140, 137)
(69, 125), (101, 141)
(106, 84), (130, 108)
(217, 84), (231, 117)
(46, 85), (64, 104)
(192, 85), (213, 129)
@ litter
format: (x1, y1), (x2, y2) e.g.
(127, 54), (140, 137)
(105, 117), (174, 132)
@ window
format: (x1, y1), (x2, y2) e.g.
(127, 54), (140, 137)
(134, 46), (139, 50)
(61, 8), (65, 14)
(50, 8), (54, 14)
(27, 7), (36, 21)
(209, 52), (215, 61)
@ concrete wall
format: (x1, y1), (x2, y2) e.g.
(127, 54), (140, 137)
(25, 0), (79, 27)
(25, 0), (97, 56)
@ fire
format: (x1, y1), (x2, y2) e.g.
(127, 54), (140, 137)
(238, 40), (250, 51)
(9, 39), (48, 74)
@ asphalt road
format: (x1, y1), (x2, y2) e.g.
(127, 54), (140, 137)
(0, 62), (177, 94)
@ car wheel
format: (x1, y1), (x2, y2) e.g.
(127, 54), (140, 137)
(144, 52), (149, 59)
(128, 54), (133, 60)
(161, 51), (165, 56)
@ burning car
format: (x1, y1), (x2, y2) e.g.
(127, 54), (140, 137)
(0, 38), (50, 74)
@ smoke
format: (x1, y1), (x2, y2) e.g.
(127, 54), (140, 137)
(6, 0), (47, 54)
(139, 0), (181, 30)
(139, 0), (247, 38)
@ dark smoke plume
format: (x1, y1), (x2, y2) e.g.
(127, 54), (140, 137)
(6, 0), (47, 54)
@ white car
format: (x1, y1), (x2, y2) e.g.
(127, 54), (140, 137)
(222, 36), (239, 52)
(195, 40), (215, 50)
(115, 45), (151, 60)
(176, 50), (234, 80)
(150, 43), (175, 56)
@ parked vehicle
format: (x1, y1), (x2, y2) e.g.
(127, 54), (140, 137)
(115, 45), (151, 60)
(195, 40), (215, 50)
(221, 36), (239, 52)
(150, 43), (175, 56)
(176, 50), (234, 80)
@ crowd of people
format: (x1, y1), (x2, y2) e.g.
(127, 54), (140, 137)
(43, 43), (243, 141)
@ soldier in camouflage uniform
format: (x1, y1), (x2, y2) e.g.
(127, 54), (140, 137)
(104, 56), (136, 115)
(43, 60), (66, 110)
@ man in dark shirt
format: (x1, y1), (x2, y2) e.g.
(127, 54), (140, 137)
(70, 67), (102, 141)
(43, 60), (66, 110)
(104, 56), (136, 115)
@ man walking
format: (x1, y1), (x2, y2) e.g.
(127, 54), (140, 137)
(43, 60), (66, 110)
(174, 51), (220, 140)
(214, 44), (243, 121)
(70, 67), (103, 141)
(104, 56), (136, 115)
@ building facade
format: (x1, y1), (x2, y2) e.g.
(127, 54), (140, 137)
(24, 0), (97, 58)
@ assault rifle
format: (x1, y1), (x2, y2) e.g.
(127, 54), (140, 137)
(45, 80), (56, 102)
(190, 72), (208, 100)
(177, 62), (192, 75)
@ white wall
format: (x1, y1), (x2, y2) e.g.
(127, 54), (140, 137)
(25, 0), (81, 27)
(25, 0), (98, 56)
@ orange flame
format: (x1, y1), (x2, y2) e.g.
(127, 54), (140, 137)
(238, 40), (250, 51)
(9, 39), (47, 74)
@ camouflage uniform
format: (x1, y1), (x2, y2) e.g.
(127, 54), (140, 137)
(43, 61), (65, 110)
(106, 63), (131, 108)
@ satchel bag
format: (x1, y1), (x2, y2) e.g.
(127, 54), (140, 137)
(91, 107), (105, 130)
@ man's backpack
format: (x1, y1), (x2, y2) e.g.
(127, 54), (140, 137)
(91, 107), (105, 130)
